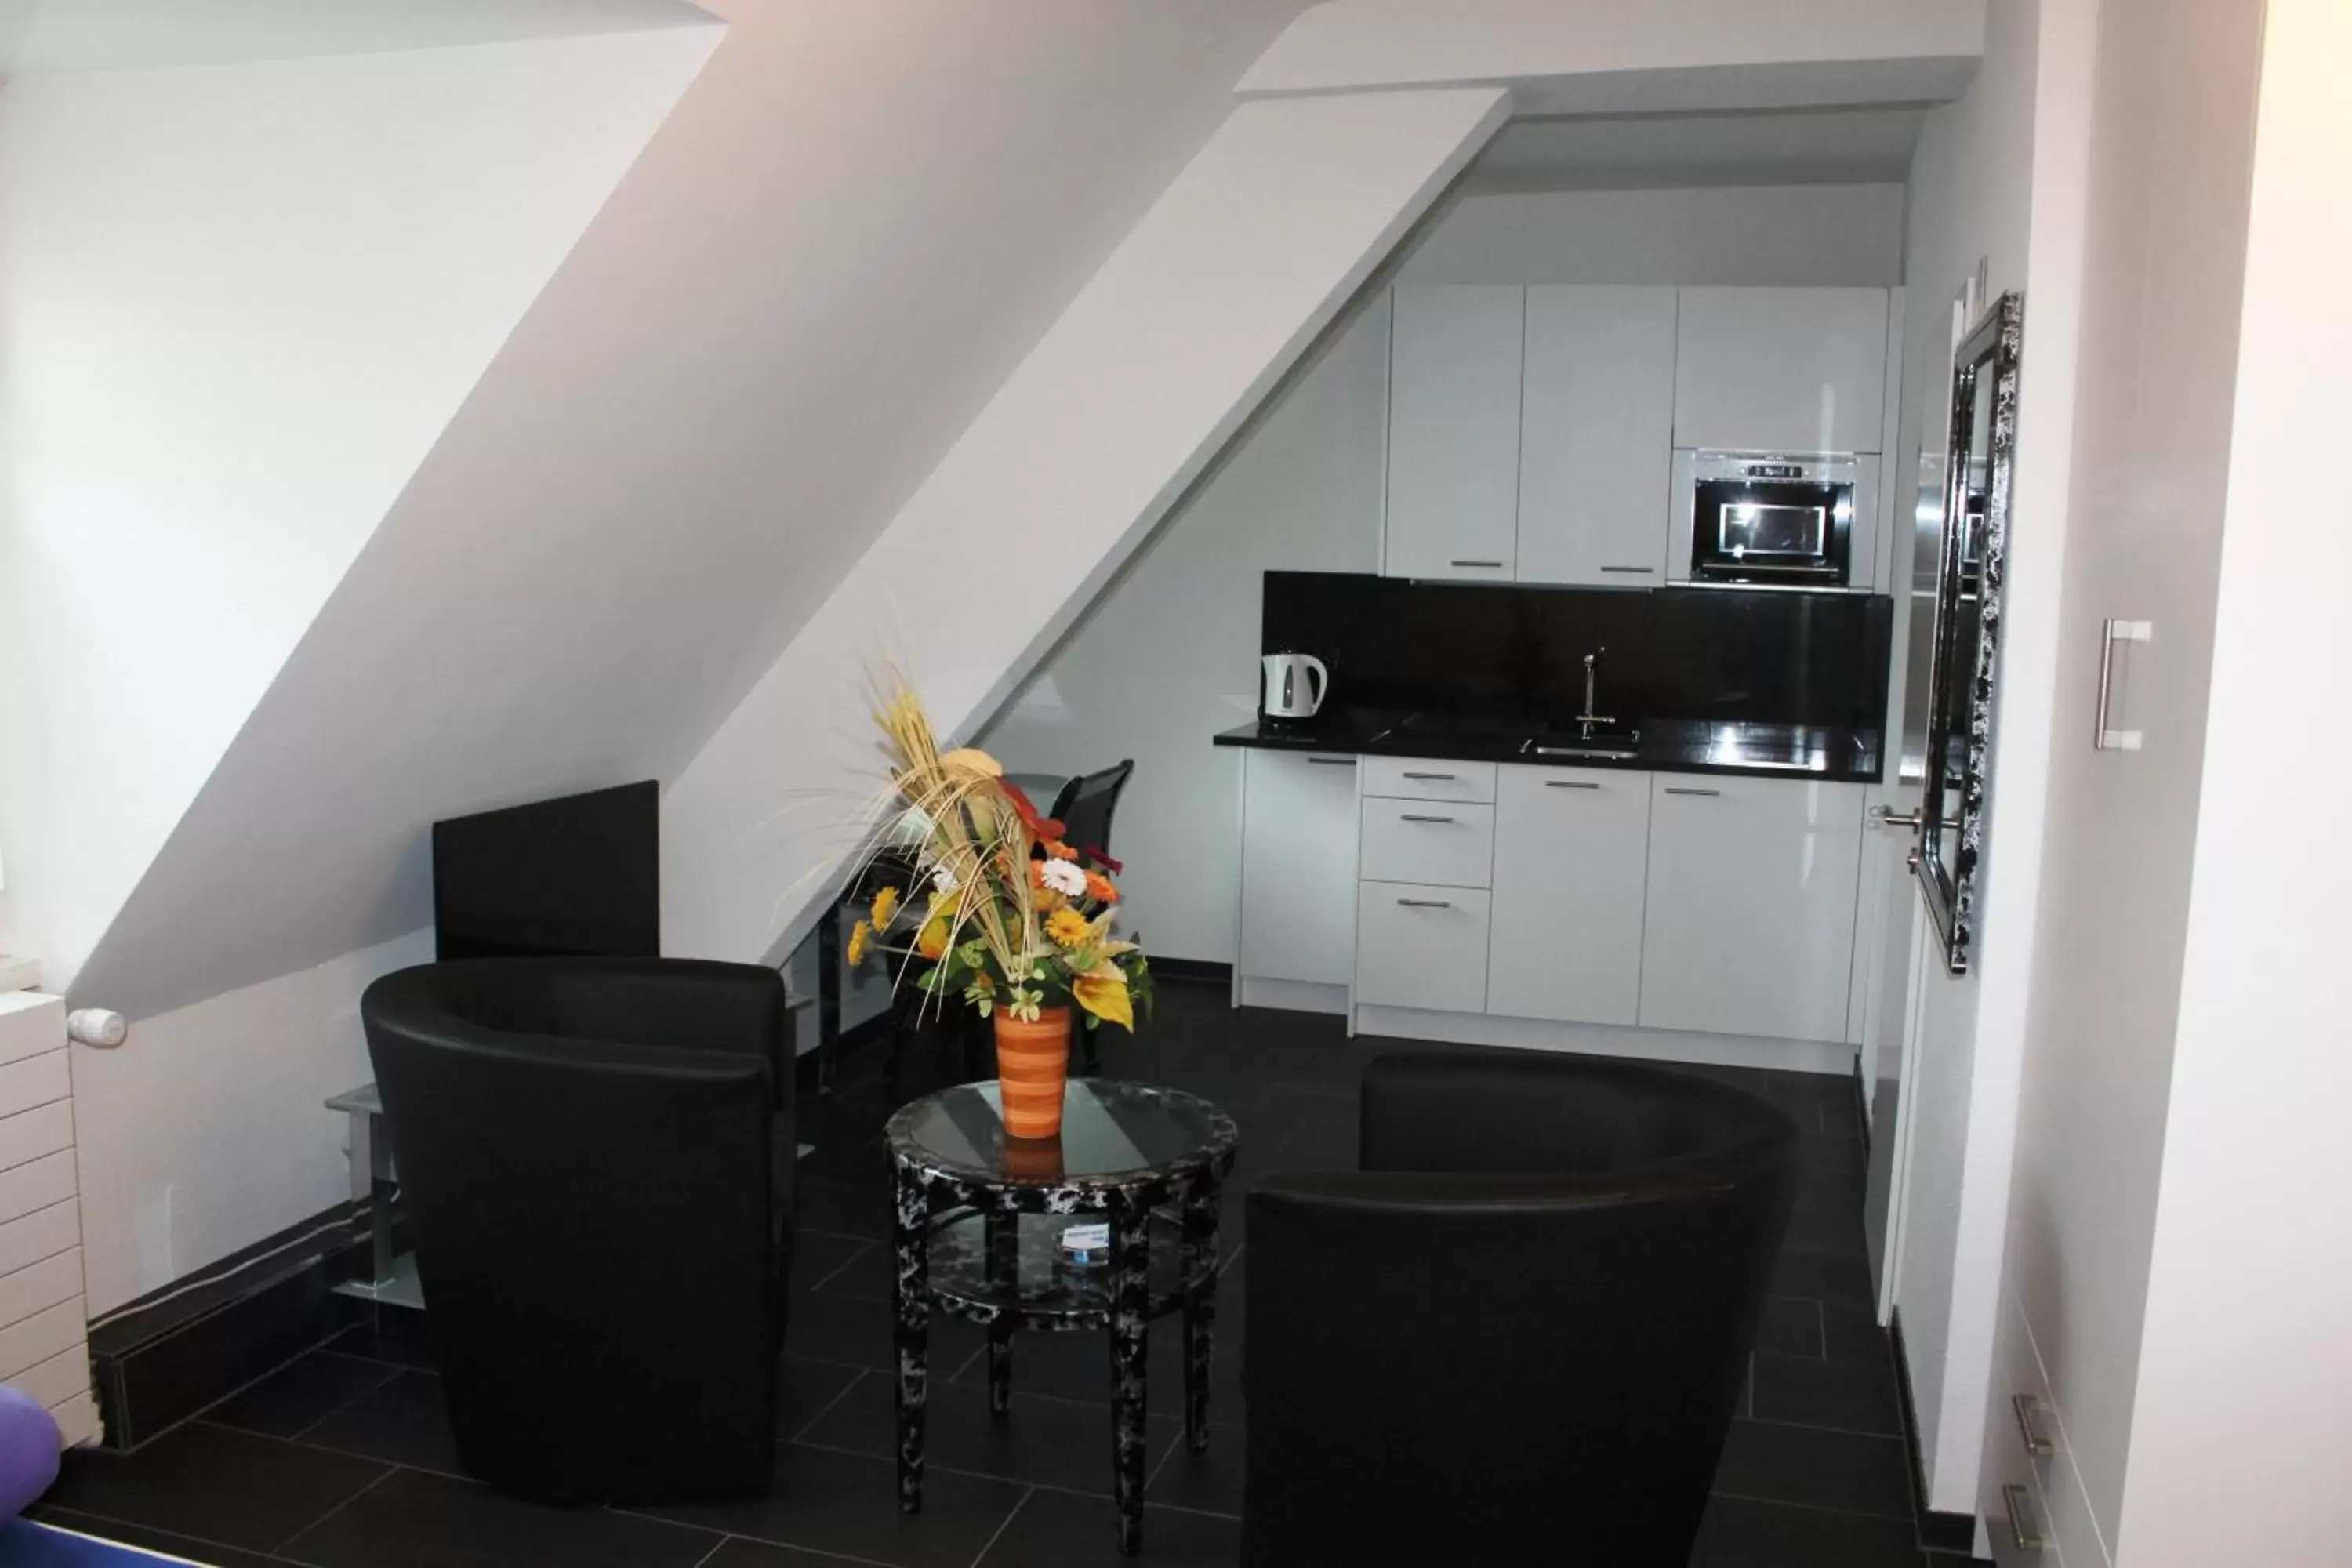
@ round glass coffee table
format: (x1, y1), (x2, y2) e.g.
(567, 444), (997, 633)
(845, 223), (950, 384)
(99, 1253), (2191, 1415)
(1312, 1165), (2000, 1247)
(884, 1079), (1239, 1557)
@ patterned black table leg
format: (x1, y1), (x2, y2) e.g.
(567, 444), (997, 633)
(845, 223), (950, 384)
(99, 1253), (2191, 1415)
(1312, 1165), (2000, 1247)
(1180, 1175), (1222, 1452)
(985, 1210), (1015, 1419)
(1106, 1195), (1152, 1556)
(891, 1163), (930, 1514)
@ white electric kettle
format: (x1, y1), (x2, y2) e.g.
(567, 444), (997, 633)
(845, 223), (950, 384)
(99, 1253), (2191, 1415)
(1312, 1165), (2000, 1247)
(1261, 652), (1329, 721)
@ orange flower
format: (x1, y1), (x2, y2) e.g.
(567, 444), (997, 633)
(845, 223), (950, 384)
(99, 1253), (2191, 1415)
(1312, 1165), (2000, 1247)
(1086, 870), (1119, 904)
(1043, 840), (1078, 862)
(1000, 781), (1065, 844)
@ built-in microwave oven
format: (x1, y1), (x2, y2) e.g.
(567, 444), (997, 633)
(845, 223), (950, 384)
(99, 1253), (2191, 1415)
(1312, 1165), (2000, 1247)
(1668, 450), (1879, 591)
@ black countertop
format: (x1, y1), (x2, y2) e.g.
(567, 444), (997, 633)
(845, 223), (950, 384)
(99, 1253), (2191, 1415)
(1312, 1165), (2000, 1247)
(1214, 710), (1883, 786)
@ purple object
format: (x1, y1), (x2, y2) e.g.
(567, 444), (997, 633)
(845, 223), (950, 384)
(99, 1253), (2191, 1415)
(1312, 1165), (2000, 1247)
(0, 1386), (60, 1518)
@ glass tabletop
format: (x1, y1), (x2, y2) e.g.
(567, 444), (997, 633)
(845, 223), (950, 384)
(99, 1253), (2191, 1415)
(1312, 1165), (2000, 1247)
(887, 1080), (1236, 1189)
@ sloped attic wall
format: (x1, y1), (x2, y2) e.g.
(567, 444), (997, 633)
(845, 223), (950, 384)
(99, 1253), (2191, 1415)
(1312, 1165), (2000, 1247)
(68, 0), (1312, 1022)
(0, 20), (725, 993)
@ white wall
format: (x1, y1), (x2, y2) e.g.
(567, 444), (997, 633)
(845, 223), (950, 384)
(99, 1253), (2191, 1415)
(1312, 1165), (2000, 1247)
(66, 0), (1312, 1024)
(979, 183), (1905, 964)
(2113, 2), (2352, 1558)
(1886, 0), (2101, 1511)
(0, 23), (722, 993)
(660, 89), (1511, 967)
(70, 928), (431, 1316)
(1991, 0), (2263, 1555)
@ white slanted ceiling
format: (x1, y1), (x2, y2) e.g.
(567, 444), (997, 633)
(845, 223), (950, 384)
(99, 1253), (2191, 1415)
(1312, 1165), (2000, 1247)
(660, 88), (1510, 965)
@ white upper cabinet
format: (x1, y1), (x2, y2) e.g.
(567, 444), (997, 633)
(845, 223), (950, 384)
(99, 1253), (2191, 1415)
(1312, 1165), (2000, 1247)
(1237, 750), (1360, 987)
(1486, 764), (1650, 1025)
(1638, 774), (1867, 1043)
(1515, 286), (1678, 587)
(1385, 285), (1523, 581)
(1673, 288), (1891, 454)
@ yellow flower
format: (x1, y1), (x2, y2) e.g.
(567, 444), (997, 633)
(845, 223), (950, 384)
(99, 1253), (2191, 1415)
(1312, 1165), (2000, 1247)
(869, 886), (900, 928)
(1071, 968), (1134, 1031)
(916, 915), (950, 960)
(1047, 907), (1091, 948)
(847, 919), (872, 967)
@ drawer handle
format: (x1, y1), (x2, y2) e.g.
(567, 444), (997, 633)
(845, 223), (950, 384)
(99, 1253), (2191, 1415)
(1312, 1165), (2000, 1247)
(1396, 898), (1453, 909)
(1401, 771), (1457, 781)
(2013, 1394), (2053, 1457)
(1545, 780), (1600, 790)
(1664, 786), (1721, 797)
(1399, 813), (1456, 824)
(2002, 1483), (2045, 1554)
(1449, 559), (1504, 569)
(1306, 756), (1356, 766)
(1599, 565), (1655, 575)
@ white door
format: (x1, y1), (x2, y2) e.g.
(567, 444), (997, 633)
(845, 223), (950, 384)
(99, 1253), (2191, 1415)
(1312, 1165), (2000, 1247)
(1639, 775), (1867, 1043)
(1236, 751), (1359, 985)
(1515, 286), (1678, 587)
(1486, 764), (1650, 1025)
(1674, 287), (1892, 454)
(1385, 285), (1523, 581)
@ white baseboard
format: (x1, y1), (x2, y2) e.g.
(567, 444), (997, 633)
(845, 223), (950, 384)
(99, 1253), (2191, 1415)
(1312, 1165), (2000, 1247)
(1236, 976), (1349, 1016)
(1352, 1003), (1857, 1078)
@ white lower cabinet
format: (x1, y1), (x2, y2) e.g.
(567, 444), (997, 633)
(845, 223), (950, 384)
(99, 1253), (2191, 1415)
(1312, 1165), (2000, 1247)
(1356, 883), (1490, 1013)
(1237, 751), (1360, 987)
(1486, 765), (1650, 1025)
(1638, 775), (1866, 1043)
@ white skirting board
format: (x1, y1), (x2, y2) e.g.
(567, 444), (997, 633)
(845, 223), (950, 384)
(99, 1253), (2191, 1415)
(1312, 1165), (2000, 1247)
(1236, 977), (1350, 1016)
(1350, 1002), (1857, 1078)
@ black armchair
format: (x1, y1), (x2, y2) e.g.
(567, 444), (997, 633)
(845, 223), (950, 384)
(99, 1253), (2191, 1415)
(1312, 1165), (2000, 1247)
(359, 957), (796, 1505)
(1243, 1051), (1799, 1567)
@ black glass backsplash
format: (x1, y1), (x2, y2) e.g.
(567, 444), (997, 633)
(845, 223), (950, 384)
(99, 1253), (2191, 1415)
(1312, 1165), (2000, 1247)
(1262, 572), (1892, 730)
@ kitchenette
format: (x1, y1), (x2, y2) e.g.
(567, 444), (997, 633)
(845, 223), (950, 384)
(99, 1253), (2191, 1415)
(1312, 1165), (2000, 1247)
(1218, 279), (1904, 1075)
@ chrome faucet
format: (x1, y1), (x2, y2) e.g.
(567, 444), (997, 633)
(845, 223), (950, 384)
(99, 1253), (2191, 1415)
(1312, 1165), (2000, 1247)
(1577, 647), (1615, 729)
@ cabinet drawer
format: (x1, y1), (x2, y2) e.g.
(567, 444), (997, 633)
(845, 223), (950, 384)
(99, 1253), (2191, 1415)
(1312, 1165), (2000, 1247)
(1362, 757), (1496, 804)
(1360, 799), (1494, 888)
(1356, 884), (1490, 1013)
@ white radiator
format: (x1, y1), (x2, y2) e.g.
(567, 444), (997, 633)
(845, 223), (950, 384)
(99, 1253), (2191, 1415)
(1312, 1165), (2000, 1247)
(0, 989), (100, 1446)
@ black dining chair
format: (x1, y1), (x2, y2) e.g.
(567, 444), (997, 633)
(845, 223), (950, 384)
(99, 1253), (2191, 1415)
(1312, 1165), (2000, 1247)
(1242, 1051), (1799, 1566)
(1047, 760), (1134, 1072)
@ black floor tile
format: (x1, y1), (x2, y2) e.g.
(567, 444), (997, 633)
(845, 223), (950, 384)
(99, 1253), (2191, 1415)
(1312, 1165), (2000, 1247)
(975, 1486), (1243, 1568)
(1751, 1295), (1824, 1358)
(788, 1229), (872, 1294)
(804, 1372), (1181, 1497)
(204, 1350), (402, 1439)
(949, 1320), (1242, 1423)
(296, 1368), (466, 1475)
(1784, 1195), (1869, 1258)
(793, 1174), (893, 1240)
(323, 1312), (440, 1370)
(637, 1441), (1026, 1568)
(278, 1466), (722, 1567)
(1691, 1494), (1925, 1566)
(1146, 1422), (1243, 1517)
(787, 1284), (985, 1375)
(42, 1422), (389, 1552)
(777, 1356), (865, 1439)
(27, 1508), (288, 1568)
(701, 1538), (888, 1566)
(1711, 1419), (1913, 1520)
(1769, 1248), (1875, 1308)
(1750, 1352), (1903, 1436)
(1823, 1302), (1892, 1365)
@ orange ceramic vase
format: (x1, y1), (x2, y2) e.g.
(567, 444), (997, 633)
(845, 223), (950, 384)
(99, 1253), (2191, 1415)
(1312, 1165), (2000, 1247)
(995, 1006), (1073, 1140)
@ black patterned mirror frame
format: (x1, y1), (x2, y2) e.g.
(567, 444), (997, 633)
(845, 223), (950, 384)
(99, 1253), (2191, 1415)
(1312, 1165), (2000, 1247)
(1918, 290), (2024, 975)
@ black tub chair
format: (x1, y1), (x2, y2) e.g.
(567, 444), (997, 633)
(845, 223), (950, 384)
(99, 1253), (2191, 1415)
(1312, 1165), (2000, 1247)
(1243, 1051), (1799, 1566)
(360, 957), (795, 1505)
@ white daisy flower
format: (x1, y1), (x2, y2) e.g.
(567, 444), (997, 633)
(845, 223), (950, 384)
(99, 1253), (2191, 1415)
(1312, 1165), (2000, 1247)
(1040, 858), (1087, 897)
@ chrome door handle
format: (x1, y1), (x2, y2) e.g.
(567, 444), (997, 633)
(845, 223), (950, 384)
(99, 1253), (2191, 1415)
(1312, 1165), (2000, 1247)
(1664, 787), (1720, 797)
(1306, 756), (1356, 766)
(1599, 565), (1655, 575)
(2002, 1483), (2045, 1553)
(2013, 1394), (2053, 1457)
(1449, 559), (1505, 569)
(1545, 780), (1600, 790)
(1873, 805), (1924, 829)
(1401, 771), (1457, 781)
(2095, 618), (2153, 751)
(1399, 814), (1456, 824)
(1396, 898), (1453, 909)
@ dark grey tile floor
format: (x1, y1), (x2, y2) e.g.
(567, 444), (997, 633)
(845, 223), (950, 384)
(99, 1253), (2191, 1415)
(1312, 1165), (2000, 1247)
(34, 979), (1973, 1567)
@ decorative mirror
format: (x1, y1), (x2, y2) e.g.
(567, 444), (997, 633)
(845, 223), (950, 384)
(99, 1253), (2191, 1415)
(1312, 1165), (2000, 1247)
(1916, 291), (2022, 975)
